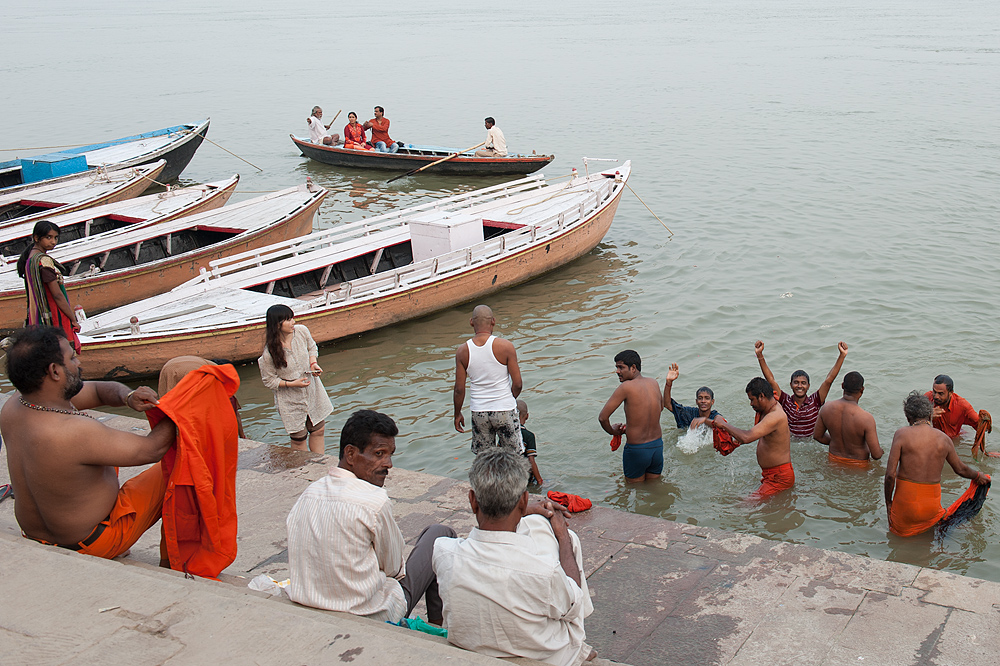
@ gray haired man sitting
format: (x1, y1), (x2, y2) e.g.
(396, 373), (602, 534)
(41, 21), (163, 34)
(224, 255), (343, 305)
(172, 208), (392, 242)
(432, 449), (596, 666)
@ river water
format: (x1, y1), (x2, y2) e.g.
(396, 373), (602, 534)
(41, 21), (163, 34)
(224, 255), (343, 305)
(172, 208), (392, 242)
(3, 0), (1000, 580)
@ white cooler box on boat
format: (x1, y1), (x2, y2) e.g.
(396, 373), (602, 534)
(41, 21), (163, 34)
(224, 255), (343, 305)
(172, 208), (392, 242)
(408, 210), (485, 263)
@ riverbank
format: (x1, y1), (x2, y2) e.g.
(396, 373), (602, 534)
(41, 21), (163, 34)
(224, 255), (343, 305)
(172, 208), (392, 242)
(2, 408), (998, 665)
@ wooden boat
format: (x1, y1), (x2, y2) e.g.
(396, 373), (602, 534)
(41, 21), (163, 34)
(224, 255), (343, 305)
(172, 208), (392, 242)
(0, 120), (210, 189)
(76, 160), (629, 379)
(291, 135), (554, 176)
(0, 161), (166, 226)
(0, 175), (240, 264)
(0, 182), (324, 333)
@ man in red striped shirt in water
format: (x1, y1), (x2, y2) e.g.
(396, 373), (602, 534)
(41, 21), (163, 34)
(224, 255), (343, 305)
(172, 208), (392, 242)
(754, 339), (849, 439)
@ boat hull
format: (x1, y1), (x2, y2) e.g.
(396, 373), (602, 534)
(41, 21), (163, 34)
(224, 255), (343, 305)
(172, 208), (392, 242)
(292, 136), (554, 176)
(3, 186), (318, 333)
(78, 186), (621, 379)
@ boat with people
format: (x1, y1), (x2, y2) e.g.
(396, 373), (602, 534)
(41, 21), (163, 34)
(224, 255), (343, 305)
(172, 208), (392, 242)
(0, 162), (166, 226)
(0, 175), (239, 261)
(0, 181), (324, 332)
(0, 120), (210, 189)
(75, 159), (629, 379)
(291, 135), (554, 176)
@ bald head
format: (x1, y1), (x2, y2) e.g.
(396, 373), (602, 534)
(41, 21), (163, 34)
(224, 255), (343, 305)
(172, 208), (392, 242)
(471, 305), (495, 333)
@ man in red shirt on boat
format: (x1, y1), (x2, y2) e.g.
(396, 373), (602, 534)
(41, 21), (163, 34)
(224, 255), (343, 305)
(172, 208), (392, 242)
(475, 117), (507, 158)
(755, 339), (848, 439)
(306, 106), (342, 146)
(365, 106), (400, 153)
(925, 374), (991, 452)
(812, 371), (883, 466)
(884, 391), (990, 537)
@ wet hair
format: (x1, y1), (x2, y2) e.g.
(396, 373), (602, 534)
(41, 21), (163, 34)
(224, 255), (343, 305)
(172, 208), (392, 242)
(746, 377), (772, 398)
(790, 370), (810, 384)
(904, 390), (933, 425)
(16, 220), (60, 278)
(339, 409), (398, 459)
(311, 106), (322, 115)
(843, 371), (864, 394)
(374, 105), (384, 114)
(696, 386), (714, 400)
(485, 117), (495, 125)
(469, 448), (529, 519)
(7, 326), (68, 395)
(933, 374), (954, 392)
(614, 349), (641, 371)
(264, 304), (294, 369)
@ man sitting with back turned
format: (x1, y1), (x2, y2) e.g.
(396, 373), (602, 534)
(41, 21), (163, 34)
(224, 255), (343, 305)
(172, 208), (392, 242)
(813, 371), (883, 465)
(286, 409), (456, 623)
(0, 326), (175, 561)
(433, 448), (596, 666)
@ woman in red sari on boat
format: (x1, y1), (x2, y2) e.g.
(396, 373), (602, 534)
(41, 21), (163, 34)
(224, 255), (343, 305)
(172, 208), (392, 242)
(343, 112), (373, 151)
(16, 220), (82, 353)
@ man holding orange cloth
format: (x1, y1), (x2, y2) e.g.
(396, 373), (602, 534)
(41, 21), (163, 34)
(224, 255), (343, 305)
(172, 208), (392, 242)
(711, 377), (793, 498)
(813, 371), (882, 466)
(885, 391), (990, 537)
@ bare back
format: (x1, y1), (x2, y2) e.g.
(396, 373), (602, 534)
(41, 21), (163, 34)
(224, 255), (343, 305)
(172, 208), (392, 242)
(818, 398), (881, 460)
(890, 424), (955, 484)
(756, 402), (792, 469)
(621, 376), (663, 444)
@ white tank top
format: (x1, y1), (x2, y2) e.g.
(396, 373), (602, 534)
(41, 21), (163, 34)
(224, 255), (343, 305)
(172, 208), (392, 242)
(467, 335), (516, 412)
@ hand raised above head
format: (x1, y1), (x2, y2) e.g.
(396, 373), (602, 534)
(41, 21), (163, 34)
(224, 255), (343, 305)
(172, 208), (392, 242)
(838, 341), (849, 355)
(754, 340), (764, 356)
(665, 363), (679, 384)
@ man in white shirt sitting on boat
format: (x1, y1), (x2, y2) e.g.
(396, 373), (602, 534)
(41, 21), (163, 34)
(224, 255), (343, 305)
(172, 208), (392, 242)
(285, 409), (456, 624)
(433, 448), (597, 666)
(306, 106), (342, 146)
(474, 117), (507, 157)
(453, 305), (524, 453)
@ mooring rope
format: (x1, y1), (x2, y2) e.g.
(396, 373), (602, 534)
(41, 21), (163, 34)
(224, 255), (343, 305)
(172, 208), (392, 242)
(624, 182), (673, 236)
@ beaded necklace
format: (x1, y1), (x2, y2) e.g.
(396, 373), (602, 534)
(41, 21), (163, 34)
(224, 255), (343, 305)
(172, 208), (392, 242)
(19, 397), (94, 419)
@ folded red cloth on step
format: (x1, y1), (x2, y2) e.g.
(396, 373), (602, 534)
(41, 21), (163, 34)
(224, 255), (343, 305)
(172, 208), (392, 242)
(547, 491), (593, 513)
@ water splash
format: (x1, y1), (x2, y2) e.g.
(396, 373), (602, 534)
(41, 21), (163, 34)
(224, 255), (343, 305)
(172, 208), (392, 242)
(677, 425), (714, 454)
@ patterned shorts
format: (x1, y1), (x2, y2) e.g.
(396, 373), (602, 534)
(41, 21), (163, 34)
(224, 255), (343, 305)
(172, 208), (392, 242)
(471, 409), (524, 454)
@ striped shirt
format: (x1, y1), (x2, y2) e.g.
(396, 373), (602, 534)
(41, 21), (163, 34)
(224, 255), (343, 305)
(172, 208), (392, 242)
(778, 390), (823, 438)
(286, 467), (406, 622)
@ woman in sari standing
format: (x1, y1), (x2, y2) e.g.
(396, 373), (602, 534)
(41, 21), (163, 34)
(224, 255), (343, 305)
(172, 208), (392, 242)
(16, 220), (81, 352)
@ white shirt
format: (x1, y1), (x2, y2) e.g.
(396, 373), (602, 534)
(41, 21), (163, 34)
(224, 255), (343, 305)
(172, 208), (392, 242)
(485, 126), (507, 156)
(286, 466), (407, 622)
(432, 515), (593, 666)
(467, 336), (516, 412)
(307, 116), (330, 144)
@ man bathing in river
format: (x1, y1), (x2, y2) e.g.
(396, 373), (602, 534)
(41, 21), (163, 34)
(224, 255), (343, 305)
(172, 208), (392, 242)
(755, 339), (848, 439)
(0, 326), (175, 560)
(598, 350), (663, 482)
(711, 377), (794, 498)
(885, 391), (989, 537)
(925, 375), (991, 452)
(662, 363), (720, 430)
(813, 371), (883, 465)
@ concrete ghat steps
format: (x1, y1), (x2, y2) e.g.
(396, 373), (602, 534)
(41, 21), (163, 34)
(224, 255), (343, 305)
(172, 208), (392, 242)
(2, 406), (999, 664)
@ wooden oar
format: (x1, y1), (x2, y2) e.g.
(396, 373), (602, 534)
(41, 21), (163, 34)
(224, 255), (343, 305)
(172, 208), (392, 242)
(387, 141), (487, 183)
(326, 109), (342, 129)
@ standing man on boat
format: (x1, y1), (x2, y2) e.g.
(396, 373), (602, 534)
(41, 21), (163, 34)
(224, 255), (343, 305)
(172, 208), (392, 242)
(755, 339), (849, 439)
(0, 326), (175, 561)
(306, 106), (342, 146)
(365, 106), (400, 153)
(598, 350), (664, 483)
(474, 118), (507, 157)
(453, 305), (524, 453)
(813, 371), (883, 465)
(925, 375), (991, 451)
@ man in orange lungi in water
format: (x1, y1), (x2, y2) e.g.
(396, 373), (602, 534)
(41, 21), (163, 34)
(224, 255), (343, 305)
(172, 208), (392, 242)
(884, 391), (990, 537)
(710, 377), (794, 499)
(813, 371), (883, 466)
(0, 326), (175, 561)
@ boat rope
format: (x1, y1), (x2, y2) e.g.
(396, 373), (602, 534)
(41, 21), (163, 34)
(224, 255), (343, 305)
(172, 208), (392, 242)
(183, 131), (263, 172)
(506, 182), (576, 216)
(625, 182), (673, 236)
(0, 142), (95, 152)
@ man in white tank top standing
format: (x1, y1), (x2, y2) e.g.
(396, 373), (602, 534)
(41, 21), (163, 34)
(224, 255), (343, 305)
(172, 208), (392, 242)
(453, 305), (524, 453)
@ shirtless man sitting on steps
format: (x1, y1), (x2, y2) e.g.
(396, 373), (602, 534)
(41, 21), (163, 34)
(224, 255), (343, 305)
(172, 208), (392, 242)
(813, 371), (883, 465)
(598, 350), (664, 483)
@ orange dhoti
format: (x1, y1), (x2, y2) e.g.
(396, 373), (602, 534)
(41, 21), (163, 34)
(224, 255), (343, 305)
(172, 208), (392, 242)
(890, 477), (991, 537)
(828, 452), (870, 468)
(754, 462), (795, 498)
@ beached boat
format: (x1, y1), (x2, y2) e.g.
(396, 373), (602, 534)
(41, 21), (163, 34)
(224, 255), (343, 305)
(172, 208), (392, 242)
(0, 175), (240, 265)
(76, 160), (629, 379)
(0, 120), (210, 189)
(291, 135), (554, 176)
(0, 182), (324, 333)
(0, 162), (166, 226)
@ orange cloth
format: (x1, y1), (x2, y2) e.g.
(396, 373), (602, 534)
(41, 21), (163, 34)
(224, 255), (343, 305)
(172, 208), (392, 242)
(924, 391), (980, 438)
(713, 418), (739, 456)
(547, 491), (593, 513)
(974, 410), (992, 454)
(367, 117), (393, 146)
(147, 364), (240, 579)
(158, 356), (245, 439)
(890, 476), (991, 537)
(70, 465), (167, 558)
(609, 434), (622, 451)
(753, 462), (795, 498)
(828, 452), (870, 468)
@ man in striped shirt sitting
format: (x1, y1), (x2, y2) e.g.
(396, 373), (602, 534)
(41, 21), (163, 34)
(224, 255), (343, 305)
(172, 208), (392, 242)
(755, 339), (849, 439)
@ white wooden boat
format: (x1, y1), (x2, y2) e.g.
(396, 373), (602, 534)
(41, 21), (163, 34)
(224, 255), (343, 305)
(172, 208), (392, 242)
(1, 182), (325, 332)
(0, 175), (240, 262)
(0, 161), (166, 226)
(76, 160), (629, 379)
